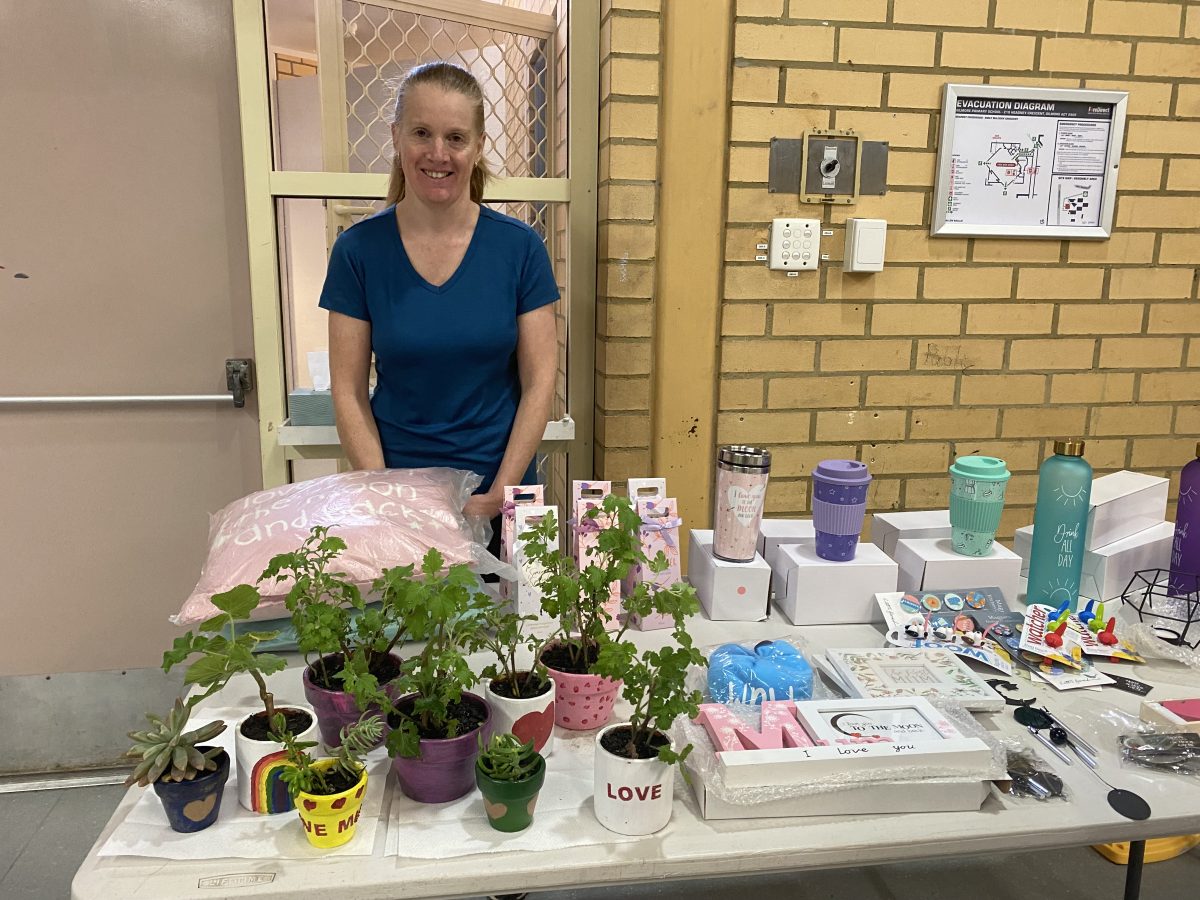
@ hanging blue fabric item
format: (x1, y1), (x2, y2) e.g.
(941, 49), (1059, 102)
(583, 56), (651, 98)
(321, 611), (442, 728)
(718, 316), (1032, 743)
(707, 640), (814, 705)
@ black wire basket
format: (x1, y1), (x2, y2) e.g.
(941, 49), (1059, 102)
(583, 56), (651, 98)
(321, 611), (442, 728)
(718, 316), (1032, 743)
(1121, 568), (1200, 649)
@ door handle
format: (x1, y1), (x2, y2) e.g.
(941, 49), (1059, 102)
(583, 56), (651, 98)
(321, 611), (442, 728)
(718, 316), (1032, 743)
(225, 359), (255, 408)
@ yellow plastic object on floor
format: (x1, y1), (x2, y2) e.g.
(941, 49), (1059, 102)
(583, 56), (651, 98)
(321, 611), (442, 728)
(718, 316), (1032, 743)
(1092, 835), (1200, 865)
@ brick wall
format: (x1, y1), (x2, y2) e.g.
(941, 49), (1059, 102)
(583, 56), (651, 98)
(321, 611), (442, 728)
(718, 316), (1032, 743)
(597, 0), (1200, 538)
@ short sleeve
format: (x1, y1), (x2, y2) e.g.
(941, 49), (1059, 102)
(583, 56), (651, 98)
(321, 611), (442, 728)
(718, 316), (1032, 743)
(318, 233), (370, 321)
(516, 229), (560, 316)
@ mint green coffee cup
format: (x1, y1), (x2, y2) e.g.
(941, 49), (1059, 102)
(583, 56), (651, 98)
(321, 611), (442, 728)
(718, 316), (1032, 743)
(948, 455), (1011, 557)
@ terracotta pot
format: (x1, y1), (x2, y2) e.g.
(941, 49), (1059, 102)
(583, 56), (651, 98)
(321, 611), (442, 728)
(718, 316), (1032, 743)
(234, 705), (319, 814)
(390, 692), (491, 803)
(485, 674), (555, 756)
(593, 723), (674, 835)
(302, 652), (402, 749)
(152, 748), (229, 833)
(475, 755), (546, 833)
(295, 761), (369, 849)
(540, 643), (621, 730)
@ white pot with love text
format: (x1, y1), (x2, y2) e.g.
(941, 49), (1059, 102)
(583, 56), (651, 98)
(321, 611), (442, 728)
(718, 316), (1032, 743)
(593, 724), (675, 835)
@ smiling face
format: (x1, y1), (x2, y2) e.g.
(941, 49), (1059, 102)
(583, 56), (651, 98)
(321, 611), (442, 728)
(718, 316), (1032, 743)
(392, 84), (483, 209)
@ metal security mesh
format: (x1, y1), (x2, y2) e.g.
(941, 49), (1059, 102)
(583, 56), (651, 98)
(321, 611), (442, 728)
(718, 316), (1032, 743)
(341, 1), (551, 178)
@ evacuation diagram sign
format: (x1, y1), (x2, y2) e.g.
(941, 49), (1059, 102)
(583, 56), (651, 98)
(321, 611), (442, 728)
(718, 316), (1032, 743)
(942, 97), (1115, 230)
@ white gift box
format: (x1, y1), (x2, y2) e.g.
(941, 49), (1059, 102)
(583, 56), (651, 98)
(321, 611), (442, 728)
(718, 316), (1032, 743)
(510, 504), (558, 623)
(1087, 470), (1169, 550)
(687, 529), (770, 622)
(894, 537), (1021, 604)
(1013, 521), (1174, 601)
(869, 509), (952, 556)
(773, 542), (897, 626)
(757, 518), (816, 600)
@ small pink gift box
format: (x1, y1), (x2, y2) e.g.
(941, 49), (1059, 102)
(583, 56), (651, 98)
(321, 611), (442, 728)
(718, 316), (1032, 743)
(625, 497), (684, 631)
(572, 486), (621, 628)
(500, 485), (544, 602)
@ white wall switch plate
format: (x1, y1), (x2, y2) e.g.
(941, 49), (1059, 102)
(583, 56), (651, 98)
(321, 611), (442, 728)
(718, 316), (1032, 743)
(844, 217), (887, 272)
(769, 217), (820, 271)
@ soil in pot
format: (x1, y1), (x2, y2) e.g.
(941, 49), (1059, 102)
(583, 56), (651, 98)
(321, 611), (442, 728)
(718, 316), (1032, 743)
(307, 766), (362, 795)
(488, 672), (552, 700)
(599, 724), (670, 760)
(388, 698), (487, 739)
(540, 641), (599, 675)
(241, 708), (313, 741)
(308, 652), (401, 692)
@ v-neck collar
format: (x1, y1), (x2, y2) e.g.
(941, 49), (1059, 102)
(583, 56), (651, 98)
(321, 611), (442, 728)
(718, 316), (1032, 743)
(390, 204), (483, 295)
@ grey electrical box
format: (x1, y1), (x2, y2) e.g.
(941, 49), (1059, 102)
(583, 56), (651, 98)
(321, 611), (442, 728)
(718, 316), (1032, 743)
(799, 130), (861, 204)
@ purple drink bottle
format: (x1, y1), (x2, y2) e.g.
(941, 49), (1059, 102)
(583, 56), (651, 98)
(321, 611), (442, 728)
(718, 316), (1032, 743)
(1168, 443), (1200, 596)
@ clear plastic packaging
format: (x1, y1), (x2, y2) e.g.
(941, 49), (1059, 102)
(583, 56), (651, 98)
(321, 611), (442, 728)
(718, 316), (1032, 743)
(996, 745), (1070, 803)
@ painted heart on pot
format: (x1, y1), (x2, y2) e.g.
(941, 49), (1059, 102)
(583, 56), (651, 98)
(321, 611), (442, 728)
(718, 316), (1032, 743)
(727, 483), (766, 526)
(511, 705), (554, 752)
(302, 798), (318, 811)
(182, 793), (217, 822)
(483, 797), (508, 820)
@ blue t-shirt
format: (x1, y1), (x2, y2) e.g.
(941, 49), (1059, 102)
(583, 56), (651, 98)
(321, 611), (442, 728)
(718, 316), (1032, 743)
(318, 205), (559, 492)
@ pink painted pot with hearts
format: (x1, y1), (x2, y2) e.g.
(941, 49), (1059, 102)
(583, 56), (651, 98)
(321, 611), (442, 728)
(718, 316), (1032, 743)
(484, 674), (556, 757)
(542, 664), (622, 731)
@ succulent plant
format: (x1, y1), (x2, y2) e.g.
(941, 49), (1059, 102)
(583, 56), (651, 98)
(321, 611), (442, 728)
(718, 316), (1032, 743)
(476, 732), (542, 782)
(124, 699), (227, 787)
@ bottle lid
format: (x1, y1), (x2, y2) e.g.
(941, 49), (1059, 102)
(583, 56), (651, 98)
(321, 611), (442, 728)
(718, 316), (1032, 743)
(949, 455), (1011, 482)
(718, 445), (771, 469)
(1054, 439), (1085, 457)
(813, 459), (871, 485)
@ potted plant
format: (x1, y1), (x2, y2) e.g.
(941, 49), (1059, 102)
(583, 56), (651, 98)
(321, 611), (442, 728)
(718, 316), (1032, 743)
(124, 698), (229, 833)
(259, 526), (407, 749)
(376, 548), (494, 803)
(270, 713), (381, 849)
(477, 604), (555, 756)
(590, 580), (705, 836)
(162, 584), (320, 815)
(474, 732), (546, 832)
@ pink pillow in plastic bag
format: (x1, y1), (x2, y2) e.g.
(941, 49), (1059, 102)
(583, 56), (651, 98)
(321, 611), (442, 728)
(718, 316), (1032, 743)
(174, 468), (508, 625)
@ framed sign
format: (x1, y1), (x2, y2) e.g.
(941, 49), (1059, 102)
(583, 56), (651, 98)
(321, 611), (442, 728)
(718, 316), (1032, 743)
(932, 84), (1128, 240)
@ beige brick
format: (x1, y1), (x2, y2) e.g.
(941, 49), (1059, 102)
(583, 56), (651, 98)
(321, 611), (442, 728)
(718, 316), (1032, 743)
(597, 338), (651, 375)
(815, 409), (908, 442)
(609, 0), (661, 10)
(916, 339), (1006, 371)
(608, 57), (660, 96)
(925, 267), (1013, 300)
(736, 0), (783, 16)
(1009, 338), (1096, 370)
(838, 29), (937, 68)
(721, 303), (768, 336)
(1168, 158), (1200, 191)
(1134, 42), (1200, 78)
(959, 374), (1047, 405)
(606, 143), (658, 181)
(1190, 340), (1200, 367)
(1160, 233), (1200, 265)
(1057, 303), (1145, 334)
(887, 73), (952, 110)
(1051, 372), (1136, 404)
(1077, 439), (1131, 471)
(725, 225), (768, 262)
(1000, 504), (1033, 538)
(893, 0), (988, 27)
(971, 240), (1063, 264)
(827, 192), (927, 227)
(1017, 268), (1105, 300)
(966, 304), (1055, 334)
(833, 111), (929, 149)
(764, 479), (809, 515)
(722, 338), (817, 373)
(868, 478), (903, 512)
(1138, 372), (1200, 402)
(599, 222), (657, 261)
(1068, 232), (1156, 264)
(1149, 304), (1200, 334)
(1180, 85), (1200, 118)
(730, 105), (829, 143)
(1174, 405), (1200, 434)
(903, 476), (952, 508)
(886, 229), (968, 263)
(770, 444), (856, 476)
(783, 69), (884, 108)
(1132, 437), (1199, 468)
(995, 0), (1088, 31)
(600, 300), (652, 336)
(599, 261), (654, 299)
(727, 187), (832, 224)
(718, 410), (811, 444)
(598, 374), (651, 411)
(1041, 38), (1132, 75)
(728, 146), (770, 183)
(1092, 1), (1182, 37)
(872, 304), (961, 336)
(1115, 157), (1165, 191)
(887, 151), (936, 188)
(1092, 405), (1173, 436)
(1099, 337), (1185, 368)
(610, 15), (659, 55)
(910, 408), (999, 439)
(769, 375), (862, 408)
(595, 446), (651, 482)
(724, 265), (820, 300)
(1111, 268), (1193, 301)
(1189, 5), (1200, 38)
(719, 377), (765, 409)
(1086, 79), (1174, 117)
(774, 303), (867, 336)
(861, 441), (952, 475)
(865, 374), (957, 406)
(734, 23), (835, 62)
(1126, 121), (1200, 156)
(820, 339), (913, 371)
(596, 412), (653, 447)
(731, 65), (780, 103)
(791, 0), (888, 21)
(825, 267), (920, 300)
(942, 33), (1036, 71)
(1002, 406), (1088, 438)
(954, 440), (1043, 472)
(601, 183), (656, 220)
(997, 75), (1085, 89)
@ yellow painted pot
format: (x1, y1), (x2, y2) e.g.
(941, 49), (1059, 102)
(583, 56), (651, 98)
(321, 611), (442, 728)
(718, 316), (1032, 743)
(295, 761), (368, 849)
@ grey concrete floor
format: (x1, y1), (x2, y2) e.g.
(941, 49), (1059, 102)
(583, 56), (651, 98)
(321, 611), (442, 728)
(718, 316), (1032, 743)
(2, 785), (1198, 900)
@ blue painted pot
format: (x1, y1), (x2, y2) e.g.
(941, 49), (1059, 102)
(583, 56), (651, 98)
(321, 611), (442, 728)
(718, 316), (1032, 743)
(152, 748), (230, 833)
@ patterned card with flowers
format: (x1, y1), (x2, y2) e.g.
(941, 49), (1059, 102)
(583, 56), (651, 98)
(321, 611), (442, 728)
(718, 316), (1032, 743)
(824, 647), (1004, 712)
(627, 497), (684, 631)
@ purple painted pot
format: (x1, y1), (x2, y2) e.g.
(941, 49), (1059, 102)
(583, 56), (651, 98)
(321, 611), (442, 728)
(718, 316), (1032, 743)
(302, 652), (402, 749)
(391, 692), (491, 803)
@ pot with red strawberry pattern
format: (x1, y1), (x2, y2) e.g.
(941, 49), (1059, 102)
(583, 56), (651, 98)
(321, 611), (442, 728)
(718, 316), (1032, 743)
(484, 672), (556, 757)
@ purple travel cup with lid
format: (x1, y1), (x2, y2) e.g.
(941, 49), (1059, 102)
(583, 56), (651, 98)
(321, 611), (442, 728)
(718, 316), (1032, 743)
(811, 460), (872, 561)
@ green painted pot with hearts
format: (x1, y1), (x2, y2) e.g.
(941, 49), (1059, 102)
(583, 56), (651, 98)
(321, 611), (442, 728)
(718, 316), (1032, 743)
(474, 755), (546, 833)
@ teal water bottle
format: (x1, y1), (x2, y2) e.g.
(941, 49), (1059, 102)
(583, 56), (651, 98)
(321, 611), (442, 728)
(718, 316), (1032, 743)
(1026, 440), (1092, 607)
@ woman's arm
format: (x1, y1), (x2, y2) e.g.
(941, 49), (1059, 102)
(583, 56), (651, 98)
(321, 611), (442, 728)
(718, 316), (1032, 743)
(328, 310), (386, 471)
(464, 304), (558, 519)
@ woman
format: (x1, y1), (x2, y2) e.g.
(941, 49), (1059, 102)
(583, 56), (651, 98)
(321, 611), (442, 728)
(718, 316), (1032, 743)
(319, 62), (559, 530)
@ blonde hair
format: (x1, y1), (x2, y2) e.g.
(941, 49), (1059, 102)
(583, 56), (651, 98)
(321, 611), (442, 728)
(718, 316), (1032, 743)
(386, 62), (490, 205)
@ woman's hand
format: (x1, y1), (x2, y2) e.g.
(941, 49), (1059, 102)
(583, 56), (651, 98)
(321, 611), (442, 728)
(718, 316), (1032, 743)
(463, 489), (503, 520)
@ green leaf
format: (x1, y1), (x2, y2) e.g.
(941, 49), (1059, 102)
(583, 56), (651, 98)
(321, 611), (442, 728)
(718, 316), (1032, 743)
(210, 584), (262, 620)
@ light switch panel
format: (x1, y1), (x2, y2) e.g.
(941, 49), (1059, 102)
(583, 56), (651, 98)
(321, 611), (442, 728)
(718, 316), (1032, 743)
(768, 217), (821, 271)
(844, 217), (887, 272)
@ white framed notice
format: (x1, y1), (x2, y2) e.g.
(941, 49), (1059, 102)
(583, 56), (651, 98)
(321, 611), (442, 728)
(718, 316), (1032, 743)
(932, 84), (1128, 240)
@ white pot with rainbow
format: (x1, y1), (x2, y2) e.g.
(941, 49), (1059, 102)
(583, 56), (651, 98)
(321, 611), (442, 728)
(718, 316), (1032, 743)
(233, 704), (320, 814)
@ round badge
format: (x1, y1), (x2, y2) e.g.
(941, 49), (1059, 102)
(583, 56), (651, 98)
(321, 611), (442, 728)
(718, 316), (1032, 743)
(965, 591), (986, 609)
(899, 595), (922, 614)
(921, 594), (942, 612)
(992, 623), (1014, 638)
(944, 592), (965, 611)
